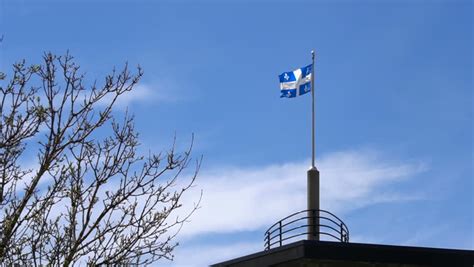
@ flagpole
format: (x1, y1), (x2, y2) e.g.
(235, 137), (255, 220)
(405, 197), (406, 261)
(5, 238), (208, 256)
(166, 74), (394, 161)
(311, 50), (315, 169)
(307, 50), (320, 241)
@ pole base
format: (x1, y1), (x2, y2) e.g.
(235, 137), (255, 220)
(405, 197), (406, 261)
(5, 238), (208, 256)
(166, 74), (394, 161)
(307, 168), (320, 241)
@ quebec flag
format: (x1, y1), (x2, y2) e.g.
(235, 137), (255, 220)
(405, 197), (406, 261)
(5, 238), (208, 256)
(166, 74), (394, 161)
(279, 64), (312, 98)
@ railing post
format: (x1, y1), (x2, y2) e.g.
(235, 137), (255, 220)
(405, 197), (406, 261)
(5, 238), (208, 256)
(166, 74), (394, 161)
(340, 223), (344, 242)
(279, 221), (282, 247)
(266, 232), (270, 250)
(313, 209), (317, 238)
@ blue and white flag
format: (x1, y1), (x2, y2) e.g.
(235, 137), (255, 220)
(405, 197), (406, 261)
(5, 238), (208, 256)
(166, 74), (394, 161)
(279, 64), (312, 98)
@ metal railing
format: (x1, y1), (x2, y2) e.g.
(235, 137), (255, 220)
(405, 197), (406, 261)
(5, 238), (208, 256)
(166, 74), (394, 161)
(264, 209), (349, 250)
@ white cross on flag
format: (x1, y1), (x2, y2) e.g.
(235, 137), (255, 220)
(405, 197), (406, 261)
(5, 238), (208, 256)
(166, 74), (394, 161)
(278, 64), (313, 98)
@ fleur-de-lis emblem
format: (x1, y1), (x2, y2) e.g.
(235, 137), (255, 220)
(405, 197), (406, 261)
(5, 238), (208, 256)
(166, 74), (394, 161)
(284, 73), (289, 81)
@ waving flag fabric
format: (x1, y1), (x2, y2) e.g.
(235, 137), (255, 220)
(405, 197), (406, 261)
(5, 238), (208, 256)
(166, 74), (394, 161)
(279, 64), (312, 98)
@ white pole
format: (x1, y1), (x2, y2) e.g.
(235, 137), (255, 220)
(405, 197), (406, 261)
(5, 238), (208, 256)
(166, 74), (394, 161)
(307, 50), (320, 241)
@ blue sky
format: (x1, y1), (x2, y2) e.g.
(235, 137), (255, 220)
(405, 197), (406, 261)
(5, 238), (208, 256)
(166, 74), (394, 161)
(1, 0), (472, 266)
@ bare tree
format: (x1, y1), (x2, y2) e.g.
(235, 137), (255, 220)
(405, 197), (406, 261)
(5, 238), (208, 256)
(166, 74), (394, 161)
(0, 53), (201, 266)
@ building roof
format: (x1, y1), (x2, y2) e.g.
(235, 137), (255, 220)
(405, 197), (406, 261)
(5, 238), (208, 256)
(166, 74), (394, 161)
(211, 240), (474, 267)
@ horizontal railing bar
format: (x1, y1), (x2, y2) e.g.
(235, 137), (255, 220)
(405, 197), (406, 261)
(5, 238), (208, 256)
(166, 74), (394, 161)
(267, 225), (347, 238)
(265, 209), (347, 233)
(267, 230), (349, 250)
(264, 209), (350, 250)
(318, 210), (346, 225)
(266, 225), (308, 243)
(320, 232), (344, 241)
(319, 224), (341, 234)
(280, 216), (310, 229)
(268, 232), (307, 248)
(319, 217), (343, 229)
(265, 209), (346, 233)
(280, 224), (308, 236)
(266, 215), (346, 237)
(267, 230), (350, 250)
(265, 210), (311, 232)
(267, 220), (346, 239)
(267, 224), (344, 243)
(266, 218), (307, 236)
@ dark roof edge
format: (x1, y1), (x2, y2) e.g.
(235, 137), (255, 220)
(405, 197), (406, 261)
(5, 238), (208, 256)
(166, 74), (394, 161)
(210, 240), (474, 267)
(210, 240), (305, 266)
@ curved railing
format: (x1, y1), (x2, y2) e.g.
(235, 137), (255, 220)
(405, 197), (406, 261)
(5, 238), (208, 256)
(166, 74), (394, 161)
(264, 209), (349, 250)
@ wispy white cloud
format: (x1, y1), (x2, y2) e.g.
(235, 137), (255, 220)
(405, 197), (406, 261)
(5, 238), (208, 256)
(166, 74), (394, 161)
(178, 149), (427, 239)
(150, 148), (428, 267)
(97, 84), (157, 109)
(116, 84), (156, 108)
(153, 241), (262, 267)
(97, 82), (185, 110)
